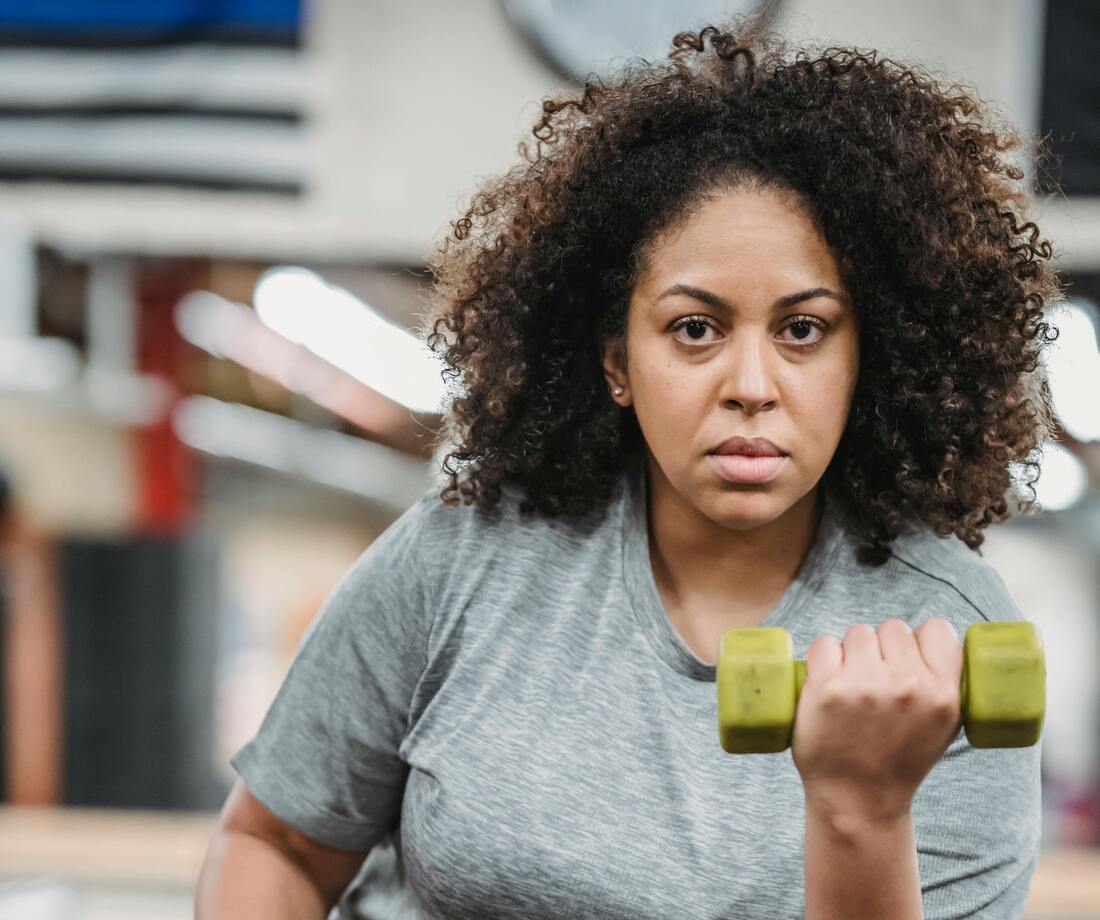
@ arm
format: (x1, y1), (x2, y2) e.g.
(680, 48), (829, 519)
(195, 779), (368, 920)
(804, 793), (923, 920)
(206, 496), (437, 916)
(793, 619), (964, 920)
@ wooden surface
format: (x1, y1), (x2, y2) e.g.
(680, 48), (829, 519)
(1025, 847), (1100, 917)
(0, 806), (1097, 916)
(0, 805), (217, 888)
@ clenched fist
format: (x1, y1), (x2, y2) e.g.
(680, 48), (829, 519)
(791, 618), (964, 822)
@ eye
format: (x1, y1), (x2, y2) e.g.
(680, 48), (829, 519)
(668, 314), (828, 348)
(776, 316), (827, 347)
(669, 316), (720, 344)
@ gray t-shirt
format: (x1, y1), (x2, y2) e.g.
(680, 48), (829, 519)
(230, 455), (1041, 919)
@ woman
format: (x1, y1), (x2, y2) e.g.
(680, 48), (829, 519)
(197, 20), (1062, 920)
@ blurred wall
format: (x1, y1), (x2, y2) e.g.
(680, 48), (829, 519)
(0, 0), (1092, 271)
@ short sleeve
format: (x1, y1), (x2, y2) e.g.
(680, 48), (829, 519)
(914, 577), (1043, 919)
(916, 736), (1042, 919)
(230, 492), (437, 852)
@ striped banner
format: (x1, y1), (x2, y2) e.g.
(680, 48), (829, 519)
(0, 1), (308, 193)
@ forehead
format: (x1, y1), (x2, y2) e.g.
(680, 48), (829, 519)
(639, 189), (843, 288)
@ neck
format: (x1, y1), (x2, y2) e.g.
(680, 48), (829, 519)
(643, 454), (824, 617)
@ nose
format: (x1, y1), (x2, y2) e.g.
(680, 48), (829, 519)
(719, 330), (780, 414)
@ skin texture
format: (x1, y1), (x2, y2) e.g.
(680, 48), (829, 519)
(600, 187), (860, 647)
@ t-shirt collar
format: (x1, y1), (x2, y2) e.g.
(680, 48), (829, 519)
(620, 453), (849, 680)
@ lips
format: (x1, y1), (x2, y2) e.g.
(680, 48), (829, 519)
(709, 436), (785, 457)
(707, 453), (786, 484)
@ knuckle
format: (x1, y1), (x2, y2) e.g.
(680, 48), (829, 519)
(893, 679), (919, 704)
(931, 690), (959, 716)
(855, 685), (879, 707)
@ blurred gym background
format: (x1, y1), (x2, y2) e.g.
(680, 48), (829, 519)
(0, 1), (1096, 918)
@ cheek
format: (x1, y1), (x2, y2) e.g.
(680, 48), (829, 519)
(633, 354), (706, 413)
(795, 364), (858, 433)
(629, 355), (710, 447)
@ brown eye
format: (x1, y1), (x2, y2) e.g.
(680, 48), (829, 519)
(682, 320), (710, 340)
(777, 316), (827, 347)
(669, 314), (828, 349)
(669, 316), (720, 345)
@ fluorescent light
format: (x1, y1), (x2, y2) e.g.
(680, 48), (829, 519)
(252, 267), (448, 414)
(171, 395), (431, 509)
(83, 366), (174, 425)
(1043, 299), (1100, 441)
(0, 336), (80, 390)
(1012, 441), (1090, 512)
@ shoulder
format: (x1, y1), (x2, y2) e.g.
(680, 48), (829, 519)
(882, 522), (1023, 625)
(402, 477), (614, 577)
(399, 479), (620, 653)
(402, 479), (535, 559)
(416, 476), (614, 543)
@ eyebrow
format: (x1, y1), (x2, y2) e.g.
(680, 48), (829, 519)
(656, 283), (850, 312)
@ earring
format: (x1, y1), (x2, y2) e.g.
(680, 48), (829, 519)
(613, 386), (623, 397)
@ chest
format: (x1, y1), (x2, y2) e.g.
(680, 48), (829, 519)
(397, 615), (808, 919)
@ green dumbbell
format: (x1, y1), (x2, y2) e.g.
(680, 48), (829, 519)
(716, 621), (1045, 754)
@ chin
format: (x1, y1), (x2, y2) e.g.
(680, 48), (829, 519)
(704, 493), (787, 529)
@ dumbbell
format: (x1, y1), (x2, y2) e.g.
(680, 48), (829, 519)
(716, 621), (1045, 754)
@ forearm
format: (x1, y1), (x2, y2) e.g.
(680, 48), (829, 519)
(195, 830), (331, 920)
(803, 794), (923, 920)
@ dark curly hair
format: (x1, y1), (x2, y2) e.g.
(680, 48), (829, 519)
(421, 19), (1065, 566)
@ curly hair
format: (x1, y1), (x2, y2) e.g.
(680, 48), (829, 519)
(421, 19), (1065, 566)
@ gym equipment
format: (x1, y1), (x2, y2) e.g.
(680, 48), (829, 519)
(716, 621), (1045, 754)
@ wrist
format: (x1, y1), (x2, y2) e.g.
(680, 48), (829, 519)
(804, 786), (913, 839)
(803, 791), (922, 920)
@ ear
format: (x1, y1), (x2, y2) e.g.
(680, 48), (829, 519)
(600, 335), (629, 405)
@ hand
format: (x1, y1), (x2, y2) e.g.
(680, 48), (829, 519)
(791, 618), (964, 822)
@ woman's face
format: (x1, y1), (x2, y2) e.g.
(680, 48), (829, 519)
(601, 187), (861, 532)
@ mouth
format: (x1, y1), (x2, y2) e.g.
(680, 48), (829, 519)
(708, 437), (786, 458)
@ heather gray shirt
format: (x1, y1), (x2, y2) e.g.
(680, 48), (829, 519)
(231, 455), (1042, 919)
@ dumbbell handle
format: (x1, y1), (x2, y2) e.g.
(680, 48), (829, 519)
(717, 621), (1045, 754)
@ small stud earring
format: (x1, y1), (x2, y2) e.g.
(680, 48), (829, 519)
(613, 386), (623, 397)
